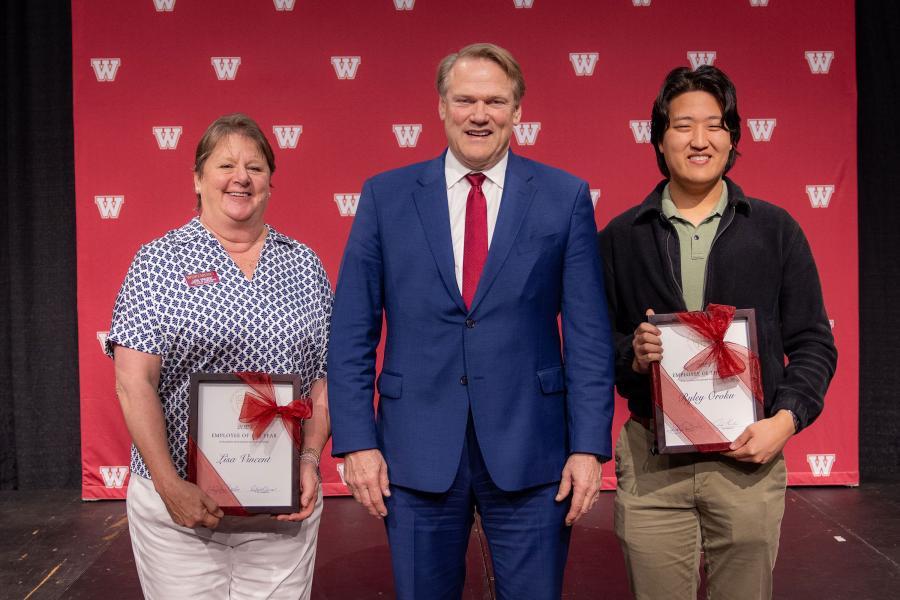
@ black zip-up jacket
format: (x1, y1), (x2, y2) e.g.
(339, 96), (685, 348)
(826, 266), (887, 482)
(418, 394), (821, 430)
(598, 178), (837, 431)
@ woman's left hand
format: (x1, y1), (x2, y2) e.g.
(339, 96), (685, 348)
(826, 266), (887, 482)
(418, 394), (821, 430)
(274, 460), (320, 522)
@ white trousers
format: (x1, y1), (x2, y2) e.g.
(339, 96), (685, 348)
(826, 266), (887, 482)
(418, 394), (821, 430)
(126, 474), (323, 600)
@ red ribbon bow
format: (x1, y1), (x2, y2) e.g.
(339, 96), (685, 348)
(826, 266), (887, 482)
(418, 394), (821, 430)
(236, 372), (311, 447)
(676, 304), (746, 378)
(674, 303), (763, 404)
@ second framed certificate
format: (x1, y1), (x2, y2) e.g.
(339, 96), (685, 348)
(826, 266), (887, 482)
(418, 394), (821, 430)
(187, 373), (301, 515)
(649, 306), (764, 454)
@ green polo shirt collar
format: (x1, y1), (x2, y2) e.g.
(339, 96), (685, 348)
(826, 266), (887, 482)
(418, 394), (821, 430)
(661, 181), (729, 311)
(660, 182), (729, 222)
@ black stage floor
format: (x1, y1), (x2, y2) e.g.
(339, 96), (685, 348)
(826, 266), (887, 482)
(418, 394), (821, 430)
(2, 480), (898, 599)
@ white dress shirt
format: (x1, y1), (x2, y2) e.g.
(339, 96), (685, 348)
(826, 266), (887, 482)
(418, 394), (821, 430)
(444, 149), (508, 294)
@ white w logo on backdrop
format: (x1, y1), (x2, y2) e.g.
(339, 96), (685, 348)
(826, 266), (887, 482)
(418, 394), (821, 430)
(806, 185), (835, 208)
(272, 0), (296, 10)
(513, 123), (541, 145)
(90, 58), (121, 81)
(747, 119), (777, 142)
(749, 0), (769, 6)
(629, 120), (652, 143)
(334, 194), (361, 217)
(95, 196), (124, 219)
(152, 0), (176, 11)
(331, 57), (362, 79)
(99, 466), (129, 488)
(806, 454), (836, 477)
(152, 127), (182, 149)
(590, 189), (601, 208)
(687, 51), (716, 69)
(272, 126), (303, 149)
(805, 51), (835, 74)
(569, 53), (599, 76)
(393, 0), (415, 9)
(392, 125), (422, 148)
(211, 57), (241, 80)
(513, 0), (535, 7)
(632, 0), (651, 5)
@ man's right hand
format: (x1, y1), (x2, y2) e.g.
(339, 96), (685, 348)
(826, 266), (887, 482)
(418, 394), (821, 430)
(631, 308), (662, 374)
(343, 448), (391, 518)
(154, 477), (224, 529)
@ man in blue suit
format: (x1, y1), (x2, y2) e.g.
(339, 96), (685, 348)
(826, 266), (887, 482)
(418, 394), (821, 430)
(328, 43), (615, 600)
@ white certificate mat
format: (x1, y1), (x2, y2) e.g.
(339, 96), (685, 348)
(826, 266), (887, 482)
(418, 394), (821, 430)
(189, 374), (300, 513)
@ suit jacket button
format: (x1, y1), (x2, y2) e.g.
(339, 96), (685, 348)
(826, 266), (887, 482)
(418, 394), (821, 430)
(459, 375), (468, 385)
(465, 318), (476, 328)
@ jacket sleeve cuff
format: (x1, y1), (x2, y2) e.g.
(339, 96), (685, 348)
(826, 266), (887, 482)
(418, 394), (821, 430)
(568, 416), (613, 459)
(770, 396), (813, 433)
(330, 430), (379, 458)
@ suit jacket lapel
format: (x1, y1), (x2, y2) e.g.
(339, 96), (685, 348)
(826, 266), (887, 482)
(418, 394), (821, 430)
(413, 155), (467, 313)
(469, 153), (536, 314)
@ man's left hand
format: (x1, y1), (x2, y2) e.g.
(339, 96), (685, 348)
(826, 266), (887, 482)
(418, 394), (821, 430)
(555, 453), (602, 526)
(723, 409), (796, 464)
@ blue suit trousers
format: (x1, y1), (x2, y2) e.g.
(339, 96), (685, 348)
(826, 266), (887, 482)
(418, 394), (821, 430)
(384, 417), (572, 600)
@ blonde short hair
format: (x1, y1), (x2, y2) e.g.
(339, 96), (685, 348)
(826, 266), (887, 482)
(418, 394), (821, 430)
(436, 43), (526, 106)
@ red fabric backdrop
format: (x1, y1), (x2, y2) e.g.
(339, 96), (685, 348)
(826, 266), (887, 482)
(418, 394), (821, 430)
(73, 0), (858, 499)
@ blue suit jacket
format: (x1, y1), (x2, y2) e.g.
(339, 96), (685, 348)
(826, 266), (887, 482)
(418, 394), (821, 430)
(328, 151), (615, 493)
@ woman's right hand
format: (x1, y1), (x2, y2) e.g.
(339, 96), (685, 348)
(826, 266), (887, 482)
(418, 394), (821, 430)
(155, 477), (224, 528)
(114, 346), (224, 529)
(631, 308), (663, 374)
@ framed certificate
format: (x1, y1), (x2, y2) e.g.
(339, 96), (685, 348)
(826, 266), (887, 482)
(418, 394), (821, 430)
(187, 373), (300, 514)
(649, 307), (764, 454)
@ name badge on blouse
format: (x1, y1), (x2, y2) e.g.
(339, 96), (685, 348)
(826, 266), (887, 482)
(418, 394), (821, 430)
(185, 271), (220, 287)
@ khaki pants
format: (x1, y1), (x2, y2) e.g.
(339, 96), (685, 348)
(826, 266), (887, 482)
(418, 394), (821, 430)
(614, 419), (787, 600)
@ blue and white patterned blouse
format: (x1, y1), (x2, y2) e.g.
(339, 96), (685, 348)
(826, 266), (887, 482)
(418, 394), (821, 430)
(106, 217), (333, 480)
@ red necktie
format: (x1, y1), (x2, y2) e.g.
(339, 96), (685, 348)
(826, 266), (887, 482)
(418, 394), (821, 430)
(462, 173), (488, 309)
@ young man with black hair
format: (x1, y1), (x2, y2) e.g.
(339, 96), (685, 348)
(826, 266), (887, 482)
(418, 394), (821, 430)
(598, 65), (837, 599)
